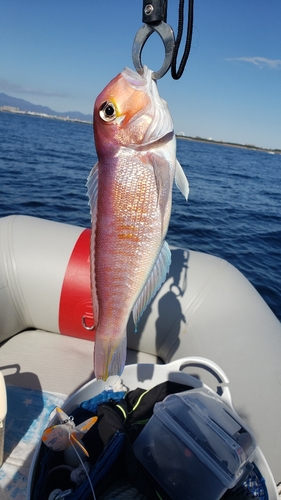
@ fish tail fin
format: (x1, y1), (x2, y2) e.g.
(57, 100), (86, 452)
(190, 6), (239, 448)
(108, 334), (127, 378)
(94, 333), (127, 381)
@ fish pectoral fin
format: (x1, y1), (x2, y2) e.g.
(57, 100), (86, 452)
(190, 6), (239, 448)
(175, 159), (189, 200)
(149, 152), (171, 227)
(133, 241), (171, 329)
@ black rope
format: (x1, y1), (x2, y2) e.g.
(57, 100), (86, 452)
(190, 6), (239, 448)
(171, 0), (194, 79)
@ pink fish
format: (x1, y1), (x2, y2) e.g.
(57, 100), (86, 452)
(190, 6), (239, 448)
(87, 66), (189, 380)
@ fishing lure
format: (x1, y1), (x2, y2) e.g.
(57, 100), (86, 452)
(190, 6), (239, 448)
(42, 407), (98, 457)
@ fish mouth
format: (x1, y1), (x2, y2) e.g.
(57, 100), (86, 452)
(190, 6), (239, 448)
(121, 66), (147, 87)
(121, 66), (174, 147)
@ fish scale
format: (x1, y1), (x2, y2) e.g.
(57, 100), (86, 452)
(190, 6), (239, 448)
(96, 156), (161, 314)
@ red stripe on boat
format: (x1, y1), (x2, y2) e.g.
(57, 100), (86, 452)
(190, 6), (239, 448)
(59, 228), (95, 340)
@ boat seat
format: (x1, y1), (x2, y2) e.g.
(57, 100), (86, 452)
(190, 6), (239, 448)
(0, 330), (161, 395)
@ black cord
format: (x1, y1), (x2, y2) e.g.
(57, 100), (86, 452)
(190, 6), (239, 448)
(171, 0), (194, 80)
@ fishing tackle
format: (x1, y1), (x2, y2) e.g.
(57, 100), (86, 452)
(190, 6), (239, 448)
(43, 408), (98, 500)
(42, 407), (97, 457)
(132, 0), (194, 80)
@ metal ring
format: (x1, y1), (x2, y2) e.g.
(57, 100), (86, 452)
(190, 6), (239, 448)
(82, 315), (95, 331)
(132, 21), (175, 80)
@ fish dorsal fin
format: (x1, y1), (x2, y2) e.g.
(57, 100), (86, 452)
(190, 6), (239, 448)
(86, 163), (99, 326)
(175, 159), (189, 200)
(133, 240), (171, 330)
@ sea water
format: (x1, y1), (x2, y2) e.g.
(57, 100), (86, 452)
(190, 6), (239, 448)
(0, 112), (280, 321)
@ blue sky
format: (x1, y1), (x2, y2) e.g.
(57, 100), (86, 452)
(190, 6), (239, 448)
(0, 0), (280, 149)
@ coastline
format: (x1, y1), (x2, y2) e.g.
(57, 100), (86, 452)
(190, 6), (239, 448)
(0, 107), (92, 125)
(1, 108), (279, 153)
(176, 134), (281, 155)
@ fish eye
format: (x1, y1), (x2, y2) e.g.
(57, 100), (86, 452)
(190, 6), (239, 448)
(99, 101), (116, 122)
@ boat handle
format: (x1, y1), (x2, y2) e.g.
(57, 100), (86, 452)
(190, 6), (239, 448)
(167, 356), (233, 409)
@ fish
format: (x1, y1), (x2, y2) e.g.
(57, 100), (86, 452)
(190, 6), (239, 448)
(87, 66), (189, 380)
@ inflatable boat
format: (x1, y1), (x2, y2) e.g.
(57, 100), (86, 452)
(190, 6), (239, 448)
(0, 214), (280, 498)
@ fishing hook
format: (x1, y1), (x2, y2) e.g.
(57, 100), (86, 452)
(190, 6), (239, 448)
(132, 0), (175, 80)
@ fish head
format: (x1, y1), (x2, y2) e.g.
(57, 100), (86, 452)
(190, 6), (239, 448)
(94, 66), (174, 153)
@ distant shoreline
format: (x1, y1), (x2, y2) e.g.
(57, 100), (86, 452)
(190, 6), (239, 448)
(1, 108), (279, 153)
(176, 134), (281, 155)
(0, 107), (92, 125)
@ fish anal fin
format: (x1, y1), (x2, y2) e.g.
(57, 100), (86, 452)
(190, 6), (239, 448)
(133, 240), (171, 329)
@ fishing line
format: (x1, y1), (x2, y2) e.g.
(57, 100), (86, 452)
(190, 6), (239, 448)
(69, 437), (97, 500)
(171, 0), (194, 79)
(51, 424), (96, 500)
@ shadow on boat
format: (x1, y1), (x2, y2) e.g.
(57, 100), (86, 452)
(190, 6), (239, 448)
(0, 364), (43, 498)
(127, 248), (189, 363)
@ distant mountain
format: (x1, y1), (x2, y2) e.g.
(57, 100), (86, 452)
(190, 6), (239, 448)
(0, 93), (92, 122)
